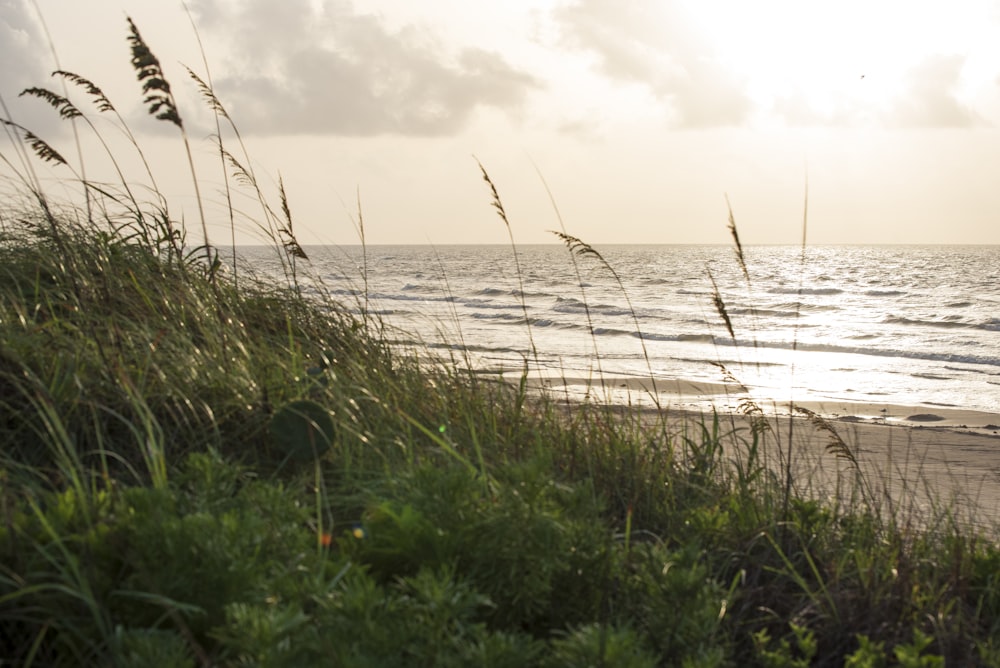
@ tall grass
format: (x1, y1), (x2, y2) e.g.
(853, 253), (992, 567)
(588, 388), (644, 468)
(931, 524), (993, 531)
(477, 159), (540, 373)
(550, 230), (662, 409)
(0, 14), (998, 667)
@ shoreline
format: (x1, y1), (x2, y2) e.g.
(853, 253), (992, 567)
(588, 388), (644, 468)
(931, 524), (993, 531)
(518, 372), (1000, 436)
(516, 372), (1000, 530)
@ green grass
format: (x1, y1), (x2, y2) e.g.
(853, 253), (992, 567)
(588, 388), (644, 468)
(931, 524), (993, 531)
(1, 15), (1000, 667)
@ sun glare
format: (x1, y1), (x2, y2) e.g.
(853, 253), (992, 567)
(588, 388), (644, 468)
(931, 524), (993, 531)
(682, 0), (987, 124)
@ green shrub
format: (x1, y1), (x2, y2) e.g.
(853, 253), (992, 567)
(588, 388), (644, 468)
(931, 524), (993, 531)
(544, 623), (659, 668)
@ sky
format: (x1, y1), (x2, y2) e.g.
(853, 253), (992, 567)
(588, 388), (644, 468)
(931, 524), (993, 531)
(3, 0), (1000, 245)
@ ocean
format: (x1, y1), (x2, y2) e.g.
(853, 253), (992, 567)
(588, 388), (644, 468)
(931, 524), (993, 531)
(238, 244), (1000, 417)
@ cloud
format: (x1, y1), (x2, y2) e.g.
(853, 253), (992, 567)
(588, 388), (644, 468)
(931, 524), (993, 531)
(555, 0), (753, 127)
(771, 55), (982, 128)
(0, 1), (59, 132)
(187, 0), (538, 136)
(892, 54), (980, 128)
(556, 0), (990, 131)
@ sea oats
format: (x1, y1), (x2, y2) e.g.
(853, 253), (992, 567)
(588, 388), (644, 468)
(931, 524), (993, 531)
(127, 17), (182, 128)
(52, 71), (116, 113)
(1, 120), (67, 166)
(19, 87), (83, 121)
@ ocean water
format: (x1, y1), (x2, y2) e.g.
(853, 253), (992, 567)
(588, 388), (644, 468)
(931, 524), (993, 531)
(239, 244), (1000, 416)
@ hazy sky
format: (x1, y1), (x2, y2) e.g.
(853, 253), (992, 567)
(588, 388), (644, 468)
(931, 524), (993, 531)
(3, 0), (1000, 245)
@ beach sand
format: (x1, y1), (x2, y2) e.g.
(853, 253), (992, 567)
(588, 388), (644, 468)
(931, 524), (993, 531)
(521, 373), (1000, 531)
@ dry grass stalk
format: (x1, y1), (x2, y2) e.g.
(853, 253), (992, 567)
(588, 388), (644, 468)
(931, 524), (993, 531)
(476, 159), (538, 366)
(725, 195), (750, 284)
(707, 268), (736, 341)
(1, 120), (67, 166)
(793, 406), (859, 470)
(52, 71), (116, 113)
(550, 230), (661, 406)
(127, 18), (182, 128)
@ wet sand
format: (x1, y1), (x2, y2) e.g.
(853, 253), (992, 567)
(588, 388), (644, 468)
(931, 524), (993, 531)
(520, 373), (1000, 531)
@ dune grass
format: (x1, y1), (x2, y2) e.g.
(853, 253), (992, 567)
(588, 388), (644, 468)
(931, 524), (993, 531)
(2, 15), (1000, 667)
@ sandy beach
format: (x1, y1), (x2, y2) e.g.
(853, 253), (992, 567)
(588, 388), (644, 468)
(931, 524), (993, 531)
(521, 373), (1000, 531)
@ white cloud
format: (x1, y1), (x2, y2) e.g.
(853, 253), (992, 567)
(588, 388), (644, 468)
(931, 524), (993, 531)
(554, 0), (995, 130)
(770, 55), (982, 128)
(186, 0), (538, 136)
(555, 0), (753, 128)
(0, 1), (59, 132)
(893, 54), (981, 128)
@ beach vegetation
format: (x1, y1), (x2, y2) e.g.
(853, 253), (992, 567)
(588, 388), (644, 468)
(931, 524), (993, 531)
(1, 15), (998, 666)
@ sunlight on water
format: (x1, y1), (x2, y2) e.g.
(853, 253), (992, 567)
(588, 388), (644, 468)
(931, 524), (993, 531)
(239, 244), (1000, 416)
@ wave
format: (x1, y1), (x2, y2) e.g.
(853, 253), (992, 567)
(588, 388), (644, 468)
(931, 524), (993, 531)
(768, 287), (844, 296)
(332, 289), (463, 305)
(730, 301), (838, 315)
(469, 314), (591, 332)
(943, 365), (982, 373)
(343, 307), (400, 317)
(727, 307), (816, 318)
(554, 303), (646, 318)
(470, 312), (522, 321)
(675, 356), (785, 368)
(462, 300), (529, 311)
(717, 338), (1000, 369)
(639, 332), (717, 344)
(865, 290), (907, 297)
(550, 297), (656, 319)
(422, 341), (523, 355)
(560, 326), (1000, 369)
(411, 312), (1000, 372)
(476, 286), (555, 298)
(884, 315), (1000, 332)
